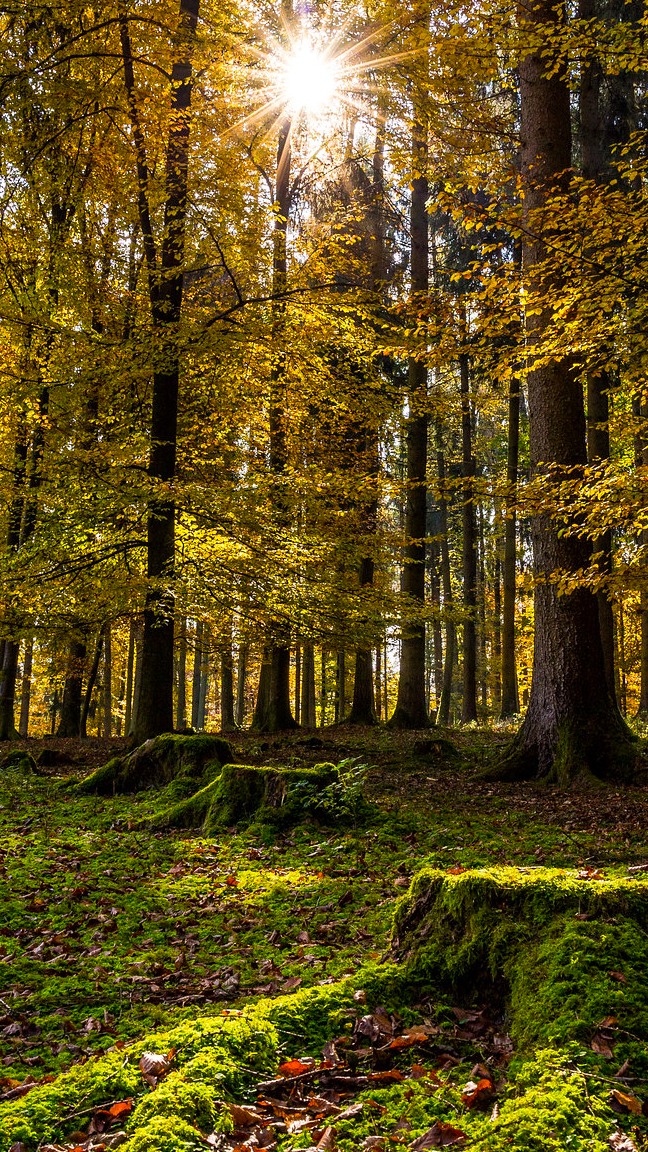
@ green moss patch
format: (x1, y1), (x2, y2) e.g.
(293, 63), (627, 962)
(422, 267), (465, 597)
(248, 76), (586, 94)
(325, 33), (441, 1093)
(147, 762), (340, 831)
(75, 734), (234, 795)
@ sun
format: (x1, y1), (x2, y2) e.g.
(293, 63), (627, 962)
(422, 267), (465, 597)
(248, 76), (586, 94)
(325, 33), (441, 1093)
(282, 40), (339, 116)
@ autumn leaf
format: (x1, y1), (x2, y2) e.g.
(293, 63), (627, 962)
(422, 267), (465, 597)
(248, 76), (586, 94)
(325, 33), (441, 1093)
(278, 1058), (313, 1076)
(608, 1089), (643, 1115)
(409, 1120), (467, 1148)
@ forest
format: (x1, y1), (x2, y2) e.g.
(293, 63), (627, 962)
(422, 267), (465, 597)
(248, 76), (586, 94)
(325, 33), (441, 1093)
(3, 0), (648, 1150)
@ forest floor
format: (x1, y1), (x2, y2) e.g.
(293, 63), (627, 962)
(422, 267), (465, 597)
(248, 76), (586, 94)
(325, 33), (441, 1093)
(2, 725), (648, 1152)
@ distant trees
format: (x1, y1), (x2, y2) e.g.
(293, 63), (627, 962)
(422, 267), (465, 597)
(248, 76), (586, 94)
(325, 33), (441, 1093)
(0, 0), (648, 757)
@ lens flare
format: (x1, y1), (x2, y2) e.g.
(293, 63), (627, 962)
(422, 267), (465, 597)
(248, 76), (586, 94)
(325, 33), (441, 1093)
(283, 40), (338, 115)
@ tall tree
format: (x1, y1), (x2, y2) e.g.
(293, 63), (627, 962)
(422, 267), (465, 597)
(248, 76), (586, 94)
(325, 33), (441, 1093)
(122, 0), (200, 744)
(494, 0), (633, 781)
(389, 106), (431, 729)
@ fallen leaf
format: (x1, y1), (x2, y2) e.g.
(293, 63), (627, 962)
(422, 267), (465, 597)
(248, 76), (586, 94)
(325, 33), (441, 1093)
(609, 971), (627, 984)
(592, 1034), (614, 1059)
(446, 866), (465, 875)
(108, 1101), (132, 1118)
(314, 1126), (336, 1151)
(230, 1104), (266, 1127)
(410, 1121), (467, 1148)
(608, 1089), (643, 1115)
(278, 1059), (313, 1077)
(461, 1078), (495, 1110)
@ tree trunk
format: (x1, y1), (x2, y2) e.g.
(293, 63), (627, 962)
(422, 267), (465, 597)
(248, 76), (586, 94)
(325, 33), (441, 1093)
(493, 0), (633, 782)
(493, 551), (502, 710)
(0, 417), (29, 740)
(220, 631), (236, 731)
(580, 0), (616, 700)
(389, 113), (430, 729)
(58, 639), (87, 737)
(634, 395), (648, 715)
(122, 0), (200, 744)
(125, 618), (136, 735)
(460, 349), (477, 722)
(235, 642), (248, 727)
(191, 619), (203, 729)
(500, 376), (520, 716)
(254, 57), (296, 731)
(81, 627), (104, 739)
(103, 622), (112, 739)
(18, 637), (32, 739)
(176, 615), (187, 729)
(436, 439), (456, 726)
(300, 641), (316, 726)
(294, 643), (301, 725)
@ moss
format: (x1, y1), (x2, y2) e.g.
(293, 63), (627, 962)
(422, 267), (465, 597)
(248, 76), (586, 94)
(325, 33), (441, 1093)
(76, 734), (234, 795)
(0, 750), (37, 774)
(148, 762), (339, 832)
(392, 866), (648, 1060)
(0, 1010), (279, 1150)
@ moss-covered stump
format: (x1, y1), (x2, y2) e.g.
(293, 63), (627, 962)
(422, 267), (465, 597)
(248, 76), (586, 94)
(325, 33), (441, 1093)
(0, 749), (38, 774)
(148, 762), (339, 831)
(75, 733), (234, 796)
(392, 866), (648, 1060)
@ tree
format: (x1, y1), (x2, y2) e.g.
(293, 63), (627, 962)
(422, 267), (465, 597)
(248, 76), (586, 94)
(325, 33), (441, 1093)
(493, 0), (634, 782)
(121, 0), (200, 744)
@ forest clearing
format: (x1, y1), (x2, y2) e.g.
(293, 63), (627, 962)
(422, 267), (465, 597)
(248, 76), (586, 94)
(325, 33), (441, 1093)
(2, 729), (648, 1152)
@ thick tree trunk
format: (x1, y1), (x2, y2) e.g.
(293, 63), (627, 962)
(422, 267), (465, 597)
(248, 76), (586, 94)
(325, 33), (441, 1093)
(254, 105), (296, 731)
(58, 639), (87, 737)
(436, 440), (456, 726)
(103, 622), (112, 738)
(294, 643), (301, 725)
(0, 417), (28, 740)
(500, 376), (521, 716)
(18, 637), (32, 738)
(125, 618), (136, 735)
(389, 115), (430, 729)
(460, 349), (477, 722)
(220, 633), (236, 731)
(81, 628), (105, 738)
(493, 0), (633, 782)
(580, 0), (616, 700)
(235, 642), (248, 727)
(300, 641), (316, 726)
(493, 551), (502, 710)
(191, 619), (203, 729)
(634, 395), (648, 715)
(176, 615), (187, 729)
(122, 0), (200, 744)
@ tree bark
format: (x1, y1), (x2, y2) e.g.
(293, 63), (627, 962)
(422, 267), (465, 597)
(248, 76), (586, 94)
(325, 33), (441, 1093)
(122, 0), (200, 744)
(58, 638), (87, 737)
(18, 637), (32, 739)
(301, 641), (316, 726)
(579, 0), (616, 700)
(235, 642), (248, 727)
(493, 0), (633, 782)
(191, 619), (203, 729)
(81, 627), (105, 738)
(176, 615), (187, 729)
(125, 618), (136, 735)
(220, 630), (236, 731)
(389, 113), (430, 729)
(460, 349), (477, 721)
(500, 376), (521, 716)
(253, 99), (296, 731)
(103, 622), (112, 738)
(436, 439), (456, 726)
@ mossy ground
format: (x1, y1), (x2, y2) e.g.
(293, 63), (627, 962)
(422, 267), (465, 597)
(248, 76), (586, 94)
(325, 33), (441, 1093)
(2, 724), (648, 1151)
